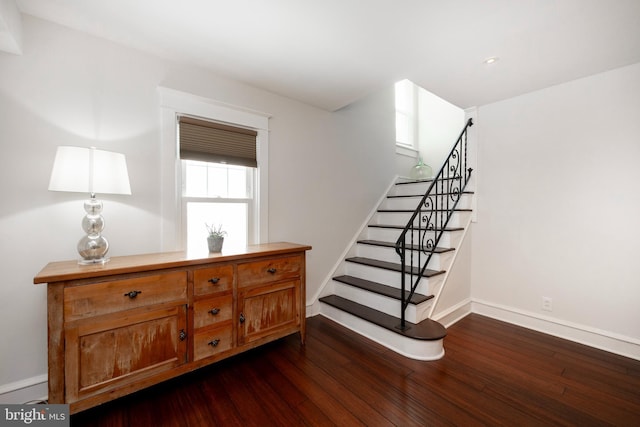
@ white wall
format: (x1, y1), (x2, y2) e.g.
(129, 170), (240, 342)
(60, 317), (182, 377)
(417, 88), (465, 173)
(432, 229), (473, 322)
(472, 62), (640, 358)
(0, 16), (397, 400)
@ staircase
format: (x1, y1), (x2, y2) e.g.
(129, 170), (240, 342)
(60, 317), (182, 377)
(319, 119), (474, 360)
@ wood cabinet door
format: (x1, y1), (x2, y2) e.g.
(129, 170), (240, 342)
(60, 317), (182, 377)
(64, 304), (188, 403)
(237, 280), (300, 346)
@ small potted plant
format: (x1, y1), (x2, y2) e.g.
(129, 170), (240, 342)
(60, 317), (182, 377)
(205, 223), (227, 252)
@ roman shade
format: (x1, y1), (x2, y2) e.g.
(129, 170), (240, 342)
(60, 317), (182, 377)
(179, 116), (258, 167)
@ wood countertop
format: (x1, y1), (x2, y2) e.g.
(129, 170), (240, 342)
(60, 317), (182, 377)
(34, 242), (312, 284)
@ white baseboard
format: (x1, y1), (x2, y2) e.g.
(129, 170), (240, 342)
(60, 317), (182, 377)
(0, 374), (47, 404)
(471, 299), (640, 361)
(432, 298), (472, 328)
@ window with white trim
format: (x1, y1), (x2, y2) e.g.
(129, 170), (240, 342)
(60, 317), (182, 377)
(158, 87), (270, 253)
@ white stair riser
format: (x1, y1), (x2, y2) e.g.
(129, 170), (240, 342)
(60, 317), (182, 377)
(373, 211), (468, 228)
(391, 179), (465, 197)
(363, 227), (402, 242)
(391, 182), (433, 197)
(396, 229), (464, 249)
(319, 305), (445, 361)
(365, 227), (464, 248)
(356, 244), (454, 270)
(343, 262), (441, 295)
(381, 194), (473, 210)
(332, 281), (432, 323)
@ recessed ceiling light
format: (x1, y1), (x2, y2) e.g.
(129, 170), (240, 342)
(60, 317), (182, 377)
(484, 56), (499, 65)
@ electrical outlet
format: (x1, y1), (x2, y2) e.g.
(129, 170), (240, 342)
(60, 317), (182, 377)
(542, 297), (553, 312)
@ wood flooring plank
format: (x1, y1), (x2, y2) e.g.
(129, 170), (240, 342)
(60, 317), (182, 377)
(232, 358), (308, 427)
(481, 383), (601, 427)
(69, 313), (640, 426)
(216, 363), (275, 427)
(561, 386), (640, 426)
(196, 365), (246, 426)
(289, 339), (434, 426)
(264, 347), (368, 427)
(561, 365), (640, 403)
(444, 334), (568, 395)
(276, 339), (396, 427)
(407, 362), (542, 425)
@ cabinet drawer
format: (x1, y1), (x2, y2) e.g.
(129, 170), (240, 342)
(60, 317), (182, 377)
(193, 325), (233, 361)
(193, 265), (234, 296)
(193, 295), (233, 329)
(238, 256), (301, 288)
(64, 271), (187, 322)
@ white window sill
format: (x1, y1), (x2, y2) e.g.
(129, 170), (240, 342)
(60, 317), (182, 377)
(395, 144), (419, 158)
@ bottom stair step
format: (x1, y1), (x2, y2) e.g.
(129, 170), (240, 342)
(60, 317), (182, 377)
(319, 295), (446, 341)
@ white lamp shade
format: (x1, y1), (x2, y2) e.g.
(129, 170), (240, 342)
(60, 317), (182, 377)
(49, 146), (131, 195)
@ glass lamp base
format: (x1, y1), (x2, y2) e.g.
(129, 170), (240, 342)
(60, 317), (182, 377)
(78, 257), (110, 265)
(77, 196), (110, 265)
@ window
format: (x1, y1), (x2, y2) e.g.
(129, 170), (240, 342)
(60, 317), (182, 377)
(182, 160), (254, 253)
(395, 79), (418, 153)
(159, 87), (270, 253)
(178, 116), (258, 254)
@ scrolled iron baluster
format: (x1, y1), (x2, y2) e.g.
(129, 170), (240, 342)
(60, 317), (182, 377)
(395, 119), (474, 330)
(423, 195), (434, 210)
(449, 187), (461, 203)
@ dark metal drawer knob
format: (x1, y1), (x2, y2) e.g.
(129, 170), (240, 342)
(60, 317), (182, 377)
(208, 277), (220, 284)
(208, 339), (220, 347)
(267, 268), (277, 274)
(208, 308), (220, 315)
(124, 290), (142, 299)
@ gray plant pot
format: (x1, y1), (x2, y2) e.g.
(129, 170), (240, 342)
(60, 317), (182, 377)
(207, 236), (224, 252)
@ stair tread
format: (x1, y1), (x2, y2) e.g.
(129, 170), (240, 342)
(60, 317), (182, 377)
(346, 257), (444, 277)
(333, 275), (433, 305)
(395, 177), (460, 185)
(377, 208), (472, 213)
(388, 191), (474, 199)
(357, 239), (454, 253)
(369, 224), (464, 232)
(319, 295), (446, 341)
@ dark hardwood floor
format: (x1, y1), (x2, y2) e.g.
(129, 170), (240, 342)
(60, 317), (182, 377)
(72, 314), (640, 426)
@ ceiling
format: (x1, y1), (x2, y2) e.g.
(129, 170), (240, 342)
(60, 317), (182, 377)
(10, 0), (640, 111)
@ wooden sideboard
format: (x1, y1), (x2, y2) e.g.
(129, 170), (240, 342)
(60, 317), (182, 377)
(34, 242), (311, 413)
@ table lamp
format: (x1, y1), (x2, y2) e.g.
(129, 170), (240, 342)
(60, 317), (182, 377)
(48, 146), (131, 264)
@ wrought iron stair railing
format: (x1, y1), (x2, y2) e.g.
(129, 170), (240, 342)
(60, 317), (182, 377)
(394, 118), (474, 330)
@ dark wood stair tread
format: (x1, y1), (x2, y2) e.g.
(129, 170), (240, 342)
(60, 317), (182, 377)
(346, 257), (444, 278)
(319, 295), (446, 341)
(357, 239), (454, 254)
(395, 177), (460, 185)
(377, 208), (472, 213)
(333, 275), (433, 305)
(369, 224), (464, 232)
(387, 190), (475, 199)
(387, 191), (474, 199)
